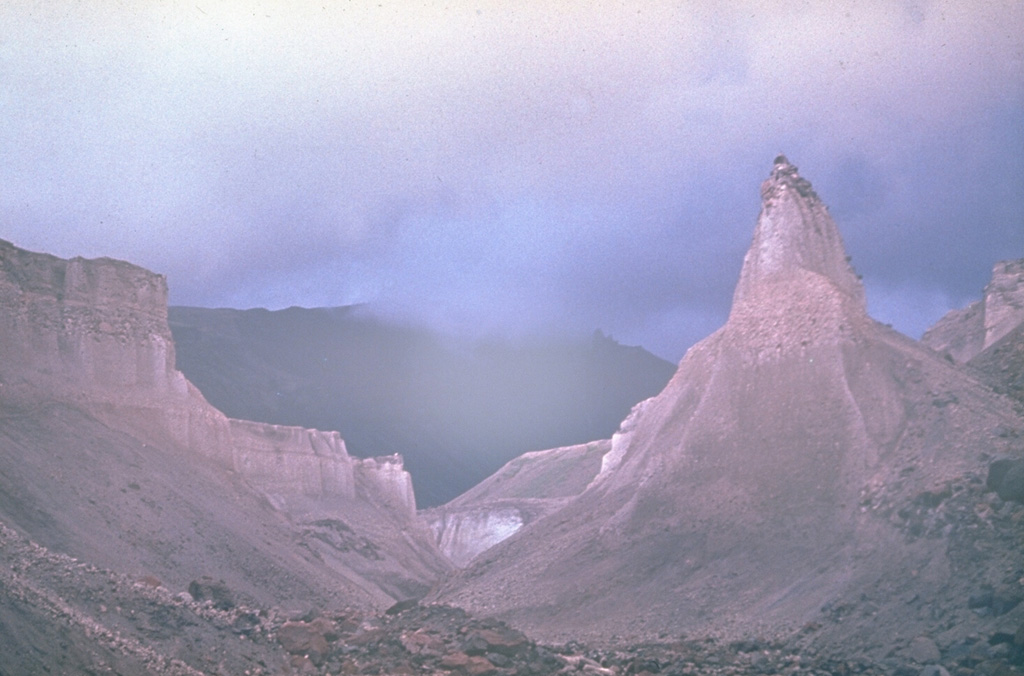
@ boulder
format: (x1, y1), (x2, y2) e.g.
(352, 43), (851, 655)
(277, 618), (336, 665)
(187, 577), (235, 610)
(439, 650), (497, 675)
(918, 666), (950, 676)
(909, 636), (941, 663)
(460, 626), (531, 657)
(992, 460), (1024, 503)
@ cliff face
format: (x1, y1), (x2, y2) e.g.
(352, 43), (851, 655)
(0, 242), (184, 406)
(983, 259), (1024, 349)
(0, 238), (421, 515)
(923, 258), (1024, 408)
(431, 159), (1024, 654)
(923, 258), (1024, 363)
(0, 238), (444, 608)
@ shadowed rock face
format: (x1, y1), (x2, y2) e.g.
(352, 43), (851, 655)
(431, 159), (1024, 653)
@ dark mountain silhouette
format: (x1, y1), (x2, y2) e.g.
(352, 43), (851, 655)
(431, 157), (1024, 657)
(168, 306), (675, 507)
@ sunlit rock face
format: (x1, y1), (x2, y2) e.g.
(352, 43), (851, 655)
(229, 419), (358, 499)
(732, 156), (865, 317)
(431, 159), (1024, 653)
(923, 258), (1024, 362)
(356, 454), (417, 517)
(0, 239), (447, 606)
(0, 238), (424, 510)
(0, 241), (185, 406)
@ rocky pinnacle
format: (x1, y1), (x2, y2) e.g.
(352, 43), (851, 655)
(731, 155), (865, 317)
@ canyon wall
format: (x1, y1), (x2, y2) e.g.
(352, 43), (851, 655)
(0, 238), (416, 517)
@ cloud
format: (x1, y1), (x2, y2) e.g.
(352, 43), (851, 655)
(1, 0), (1022, 360)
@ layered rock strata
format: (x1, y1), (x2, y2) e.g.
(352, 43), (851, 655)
(0, 238), (417, 515)
(0, 238), (445, 608)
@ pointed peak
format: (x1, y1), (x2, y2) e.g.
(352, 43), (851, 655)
(730, 157), (865, 322)
(762, 156), (819, 203)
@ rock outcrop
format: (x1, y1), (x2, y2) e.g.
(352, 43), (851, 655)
(923, 259), (1024, 363)
(431, 157), (1024, 655)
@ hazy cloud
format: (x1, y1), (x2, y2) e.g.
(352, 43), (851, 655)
(2, 0), (1022, 360)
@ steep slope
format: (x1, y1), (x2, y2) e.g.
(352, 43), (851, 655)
(0, 239), (450, 614)
(168, 306), (675, 507)
(432, 157), (1024, 655)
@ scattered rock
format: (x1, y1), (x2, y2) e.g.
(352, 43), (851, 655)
(138, 575), (162, 588)
(399, 628), (445, 656)
(918, 666), (950, 676)
(461, 626), (530, 656)
(439, 650), (496, 675)
(909, 637), (942, 664)
(277, 618), (335, 665)
(282, 600), (320, 622)
(969, 588), (995, 609)
(385, 597), (419, 615)
(187, 576), (235, 610)
(992, 591), (1022, 616)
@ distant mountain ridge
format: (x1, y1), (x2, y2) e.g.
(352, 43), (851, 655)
(168, 306), (676, 507)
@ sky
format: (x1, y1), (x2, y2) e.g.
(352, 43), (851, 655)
(2, 1), (1022, 362)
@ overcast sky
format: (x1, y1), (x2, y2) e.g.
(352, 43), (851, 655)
(3, 1), (1022, 361)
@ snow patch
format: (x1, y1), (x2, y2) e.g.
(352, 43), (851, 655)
(431, 508), (524, 567)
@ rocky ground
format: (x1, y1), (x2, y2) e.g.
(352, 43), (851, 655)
(3, 455), (1022, 676)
